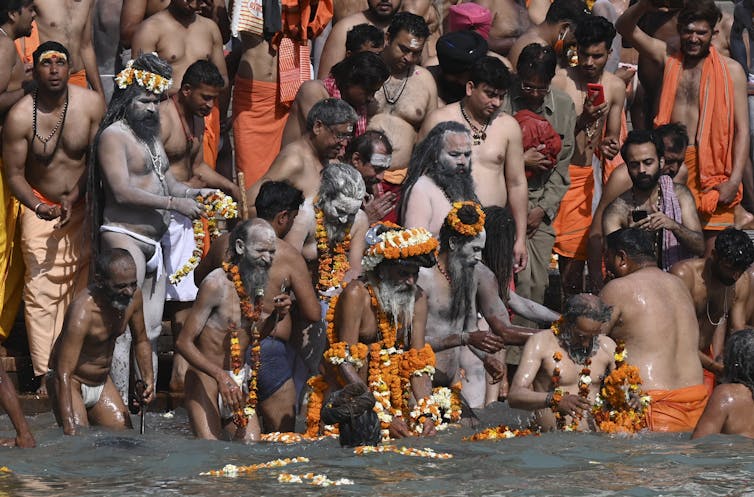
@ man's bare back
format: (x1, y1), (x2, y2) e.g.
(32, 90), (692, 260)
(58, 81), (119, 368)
(600, 266), (703, 391)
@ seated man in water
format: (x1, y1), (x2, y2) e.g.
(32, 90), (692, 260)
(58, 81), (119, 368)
(508, 294), (616, 432)
(176, 219), (291, 442)
(48, 249), (155, 435)
(693, 328), (754, 439)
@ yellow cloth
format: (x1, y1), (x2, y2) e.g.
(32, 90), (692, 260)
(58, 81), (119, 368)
(645, 384), (709, 432)
(20, 198), (89, 375)
(553, 165), (594, 260)
(0, 161), (24, 342)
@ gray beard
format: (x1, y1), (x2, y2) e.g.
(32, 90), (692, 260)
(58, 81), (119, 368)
(376, 278), (416, 337)
(239, 259), (269, 298)
(446, 251), (476, 323)
(427, 168), (477, 202)
(325, 219), (352, 245)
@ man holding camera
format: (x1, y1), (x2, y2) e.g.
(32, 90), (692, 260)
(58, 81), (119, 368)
(602, 129), (704, 271)
(617, 0), (750, 255)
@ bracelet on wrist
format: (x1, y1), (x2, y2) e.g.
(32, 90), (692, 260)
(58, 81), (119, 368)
(184, 187), (191, 198)
(460, 331), (468, 346)
(33, 202), (45, 219)
(545, 392), (554, 409)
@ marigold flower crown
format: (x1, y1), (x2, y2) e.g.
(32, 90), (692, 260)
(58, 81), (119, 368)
(115, 58), (173, 95)
(445, 201), (485, 237)
(361, 222), (438, 272)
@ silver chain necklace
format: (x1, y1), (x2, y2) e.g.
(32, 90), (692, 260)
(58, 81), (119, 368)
(706, 286), (729, 326)
(141, 140), (167, 192)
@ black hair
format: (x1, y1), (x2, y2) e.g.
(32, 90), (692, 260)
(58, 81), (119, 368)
(620, 129), (665, 162)
(95, 248), (135, 280)
(387, 11), (430, 42)
(724, 328), (754, 398)
(33, 41), (71, 67)
(481, 206), (515, 300)
(345, 129), (393, 163)
(439, 203), (483, 251)
(469, 56), (512, 91)
(544, 0), (590, 25)
(255, 181), (304, 221)
(678, 0), (722, 30)
(0, 0), (32, 25)
(714, 227), (754, 270)
(330, 51), (389, 92)
(605, 228), (657, 261)
(517, 43), (557, 83)
(346, 23), (385, 53)
(562, 294), (613, 326)
(574, 15), (616, 49)
(654, 123), (689, 153)
(181, 59), (224, 88)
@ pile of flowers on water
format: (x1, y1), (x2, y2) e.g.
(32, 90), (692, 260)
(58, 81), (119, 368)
(464, 425), (540, 441)
(260, 432), (304, 444)
(200, 457), (309, 477)
(278, 473), (354, 486)
(354, 445), (453, 459)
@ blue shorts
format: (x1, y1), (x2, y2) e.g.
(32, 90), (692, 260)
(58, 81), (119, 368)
(257, 337), (293, 402)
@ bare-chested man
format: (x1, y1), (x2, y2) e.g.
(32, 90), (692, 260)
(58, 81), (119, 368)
(509, 294), (616, 431)
(177, 219), (292, 441)
(587, 122), (691, 290)
(401, 121), (477, 235)
(427, 30), (489, 107)
(508, 0), (589, 70)
(159, 59), (241, 393)
(318, 0), (402, 79)
(671, 227), (754, 396)
(48, 249), (155, 435)
(91, 53), (210, 400)
(618, 0), (749, 252)
(282, 51), (388, 147)
(602, 129), (704, 269)
(418, 202), (545, 408)
(34, 0), (103, 96)
(420, 57), (528, 271)
(194, 181), (322, 432)
(601, 228), (707, 432)
(2, 42), (104, 388)
(693, 328), (754, 439)
(0, 0), (36, 345)
(471, 0), (531, 55)
(368, 13), (437, 174)
(551, 15), (625, 298)
(320, 222), (438, 439)
(285, 163), (369, 297)
(346, 130), (397, 223)
(247, 98), (358, 211)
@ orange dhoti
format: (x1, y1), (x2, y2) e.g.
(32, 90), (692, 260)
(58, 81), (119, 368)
(553, 165), (594, 261)
(203, 105), (220, 168)
(645, 384), (709, 432)
(20, 194), (89, 376)
(702, 345), (717, 396)
(0, 161), (24, 342)
(232, 77), (290, 189)
(68, 70), (88, 88)
(685, 146), (736, 230)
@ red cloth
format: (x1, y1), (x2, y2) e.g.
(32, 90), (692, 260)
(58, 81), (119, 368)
(514, 109), (562, 179)
(448, 3), (492, 40)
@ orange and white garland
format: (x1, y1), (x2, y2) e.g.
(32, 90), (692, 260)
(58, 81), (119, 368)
(464, 425), (540, 441)
(354, 445), (453, 459)
(200, 457), (309, 477)
(115, 58), (173, 94)
(169, 191), (238, 284)
(315, 205), (351, 295)
(549, 319), (592, 432)
(278, 473), (354, 486)
(446, 201), (485, 237)
(361, 223), (438, 272)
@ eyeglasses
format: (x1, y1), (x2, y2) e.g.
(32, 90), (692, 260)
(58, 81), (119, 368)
(521, 82), (550, 94)
(325, 124), (354, 142)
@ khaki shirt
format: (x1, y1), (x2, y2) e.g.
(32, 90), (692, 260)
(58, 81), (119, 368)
(502, 86), (577, 223)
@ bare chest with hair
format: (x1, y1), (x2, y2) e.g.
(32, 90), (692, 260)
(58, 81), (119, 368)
(37, 0), (93, 56)
(671, 65), (702, 138)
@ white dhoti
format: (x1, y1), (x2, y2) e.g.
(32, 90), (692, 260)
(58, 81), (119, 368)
(161, 212), (199, 302)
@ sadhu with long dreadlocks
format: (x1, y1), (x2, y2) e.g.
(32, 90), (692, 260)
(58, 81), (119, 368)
(88, 52), (215, 399)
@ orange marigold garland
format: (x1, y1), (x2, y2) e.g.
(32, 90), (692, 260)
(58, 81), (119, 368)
(464, 425), (540, 441)
(591, 342), (651, 434)
(315, 205), (351, 295)
(548, 318), (592, 432)
(170, 191), (238, 284)
(446, 201), (485, 237)
(223, 262), (263, 428)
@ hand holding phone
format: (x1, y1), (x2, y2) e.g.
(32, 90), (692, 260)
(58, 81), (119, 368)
(587, 83), (605, 106)
(632, 210), (648, 223)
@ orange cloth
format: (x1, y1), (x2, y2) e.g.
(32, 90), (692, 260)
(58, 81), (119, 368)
(232, 77), (290, 188)
(645, 384), (709, 432)
(553, 165), (594, 260)
(203, 105), (220, 169)
(68, 70), (88, 88)
(685, 146), (735, 229)
(654, 48), (741, 218)
(0, 160), (24, 342)
(702, 345), (716, 397)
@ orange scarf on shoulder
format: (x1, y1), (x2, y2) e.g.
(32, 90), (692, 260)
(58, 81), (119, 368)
(654, 47), (741, 215)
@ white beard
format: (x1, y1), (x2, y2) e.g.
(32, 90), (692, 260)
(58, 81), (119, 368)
(375, 278), (416, 333)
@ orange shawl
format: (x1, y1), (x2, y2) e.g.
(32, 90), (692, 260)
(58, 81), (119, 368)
(654, 47), (741, 215)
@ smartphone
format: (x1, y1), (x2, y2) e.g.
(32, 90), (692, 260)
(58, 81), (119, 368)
(632, 210), (648, 222)
(587, 83), (605, 106)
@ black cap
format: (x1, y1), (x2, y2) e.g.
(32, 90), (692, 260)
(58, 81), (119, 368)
(436, 31), (488, 75)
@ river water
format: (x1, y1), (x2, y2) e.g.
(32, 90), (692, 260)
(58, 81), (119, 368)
(1, 403), (753, 497)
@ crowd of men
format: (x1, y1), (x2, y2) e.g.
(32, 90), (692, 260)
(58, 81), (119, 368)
(2, 0), (754, 447)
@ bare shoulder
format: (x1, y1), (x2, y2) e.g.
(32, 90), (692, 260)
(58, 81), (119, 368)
(335, 11), (368, 32)
(340, 279), (370, 304)
(5, 93), (33, 126)
(269, 143), (306, 174)
(413, 174), (438, 192)
(722, 54), (747, 82)
(602, 71), (625, 93)
(353, 209), (368, 230)
(669, 257), (700, 281)
(412, 65), (435, 83)
(197, 267), (230, 300)
(493, 111), (521, 131)
(69, 85), (105, 116)
(597, 334), (617, 354)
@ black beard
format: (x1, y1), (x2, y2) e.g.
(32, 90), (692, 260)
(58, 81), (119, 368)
(427, 164), (478, 202)
(126, 113), (160, 143)
(445, 251), (476, 323)
(632, 170), (660, 192)
(239, 258), (269, 297)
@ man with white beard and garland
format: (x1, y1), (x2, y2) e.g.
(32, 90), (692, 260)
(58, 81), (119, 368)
(306, 222), (445, 440)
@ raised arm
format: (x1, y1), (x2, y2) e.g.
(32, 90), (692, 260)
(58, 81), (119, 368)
(615, 0), (668, 67)
(316, 20), (350, 80)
